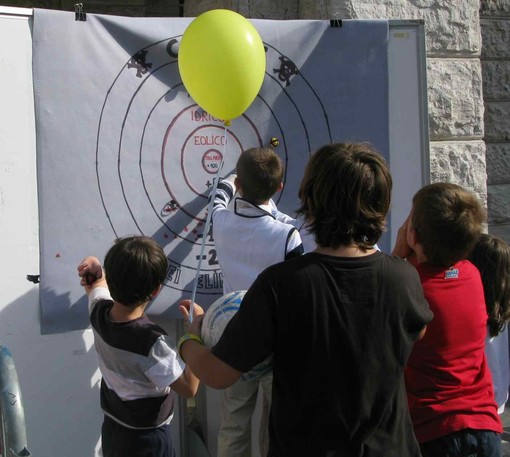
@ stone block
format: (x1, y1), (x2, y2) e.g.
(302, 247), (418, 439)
(299, 0), (481, 55)
(429, 140), (487, 206)
(60, 0), (145, 16)
(484, 102), (510, 142)
(245, 0), (298, 18)
(481, 18), (510, 58)
(482, 61), (510, 100)
(480, 0), (510, 17)
(427, 59), (484, 140)
(185, 0), (228, 16)
(488, 183), (510, 224)
(185, 0), (298, 18)
(145, 0), (181, 17)
(11, 0), (60, 8)
(488, 223), (510, 243)
(486, 143), (510, 185)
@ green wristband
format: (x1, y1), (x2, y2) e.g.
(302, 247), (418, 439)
(177, 333), (204, 360)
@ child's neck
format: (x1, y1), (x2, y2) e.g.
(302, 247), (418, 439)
(314, 245), (376, 258)
(239, 192), (270, 207)
(411, 243), (428, 264)
(109, 301), (146, 322)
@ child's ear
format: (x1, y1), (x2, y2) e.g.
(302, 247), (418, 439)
(234, 176), (241, 193)
(408, 226), (428, 264)
(150, 285), (162, 299)
(276, 182), (283, 192)
(408, 225), (420, 249)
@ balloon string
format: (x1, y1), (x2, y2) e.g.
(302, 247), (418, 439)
(189, 125), (228, 323)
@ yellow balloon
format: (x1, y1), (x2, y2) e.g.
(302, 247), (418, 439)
(178, 9), (266, 122)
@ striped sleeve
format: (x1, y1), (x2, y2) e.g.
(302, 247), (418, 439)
(210, 174), (236, 218)
(285, 227), (304, 260)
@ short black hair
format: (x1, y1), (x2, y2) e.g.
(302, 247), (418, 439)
(104, 236), (168, 306)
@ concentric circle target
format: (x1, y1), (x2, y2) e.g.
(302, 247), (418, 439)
(95, 35), (331, 310)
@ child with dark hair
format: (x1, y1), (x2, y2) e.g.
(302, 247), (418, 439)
(234, 146), (284, 204)
(210, 146), (303, 457)
(469, 233), (510, 413)
(77, 236), (200, 457)
(212, 147), (303, 293)
(469, 234), (510, 338)
(393, 183), (503, 457)
(296, 142), (390, 250)
(179, 142), (432, 457)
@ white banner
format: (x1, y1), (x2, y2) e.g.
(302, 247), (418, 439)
(32, 9), (389, 333)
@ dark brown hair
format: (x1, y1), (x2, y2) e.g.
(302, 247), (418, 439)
(236, 147), (284, 204)
(104, 236), (168, 306)
(411, 183), (486, 267)
(296, 143), (392, 250)
(468, 234), (510, 337)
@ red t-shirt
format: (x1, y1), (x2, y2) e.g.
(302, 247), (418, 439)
(405, 260), (502, 442)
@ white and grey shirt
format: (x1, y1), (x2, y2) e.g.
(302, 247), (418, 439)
(88, 288), (185, 429)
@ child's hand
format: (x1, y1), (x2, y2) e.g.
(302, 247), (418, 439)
(77, 256), (103, 287)
(179, 300), (205, 336)
(392, 214), (413, 259)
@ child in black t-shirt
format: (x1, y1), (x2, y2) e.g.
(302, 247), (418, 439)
(178, 143), (432, 457)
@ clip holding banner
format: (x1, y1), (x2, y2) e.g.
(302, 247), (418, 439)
(74, 3), (86, 22)
(330, 19), (343, 28)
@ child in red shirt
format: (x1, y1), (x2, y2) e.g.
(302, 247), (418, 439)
(393, 183), (502, 457)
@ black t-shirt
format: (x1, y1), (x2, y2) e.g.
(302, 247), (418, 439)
(213, 251), (432, 457)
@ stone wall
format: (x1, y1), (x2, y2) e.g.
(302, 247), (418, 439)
(480, 0), (510, 242)
(185, 0), (489, 213)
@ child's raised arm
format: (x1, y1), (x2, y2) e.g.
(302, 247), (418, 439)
(392, 214), (413, 259)
(77, 256), (108, 294)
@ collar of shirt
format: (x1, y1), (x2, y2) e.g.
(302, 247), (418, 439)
(234, 198), (276, 219)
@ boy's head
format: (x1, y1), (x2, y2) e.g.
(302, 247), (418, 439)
(235, 147), (284, 204)
(104, 236), (168, 306)
(410, 183), (485, 267)
(297, 142), (392, 250)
